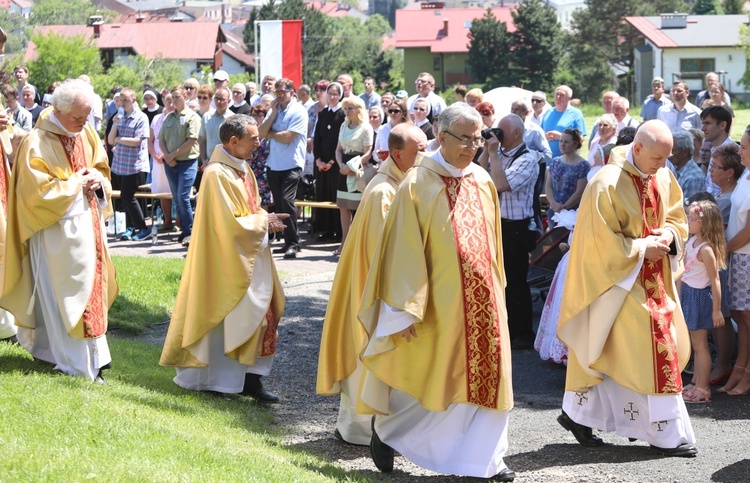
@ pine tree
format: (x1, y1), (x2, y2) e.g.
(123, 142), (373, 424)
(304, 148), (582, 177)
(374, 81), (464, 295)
(467, 9), (513, 89)
(511, 0), (564, 93)
(723, 0), (744, 14)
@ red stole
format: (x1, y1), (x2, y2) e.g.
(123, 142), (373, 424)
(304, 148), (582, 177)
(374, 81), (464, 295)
(235, 163), (277, 357)
(630, 174), (682, 394)
(441, 173), (503, 409)
(57, 134), (107, 339)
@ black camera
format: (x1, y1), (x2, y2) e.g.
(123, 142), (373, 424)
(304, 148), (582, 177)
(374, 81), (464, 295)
(481, 127), (504, 142)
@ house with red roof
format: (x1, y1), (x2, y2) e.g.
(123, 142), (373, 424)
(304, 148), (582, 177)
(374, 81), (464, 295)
(25, 21), (236, 77)
(395, 4), (515, 92)
(626, 13), (749, 103)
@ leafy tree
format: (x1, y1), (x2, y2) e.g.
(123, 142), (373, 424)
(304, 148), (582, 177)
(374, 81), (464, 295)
(723, 0), (744, 14)
(30, 0), (115, 26)
(511, 0), (564, 93)
(90, 54), (185, 100)
(555, 34), (613, 103)
(569, 0), (683, 97)
(27, 31), (102, 95)
(692, 0), (723, 14)
(0, 10), (28, 53)
(467, 9), (513, 89)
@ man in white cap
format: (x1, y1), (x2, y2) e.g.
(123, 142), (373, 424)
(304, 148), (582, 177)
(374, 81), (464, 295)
(213, 70), (230, 92)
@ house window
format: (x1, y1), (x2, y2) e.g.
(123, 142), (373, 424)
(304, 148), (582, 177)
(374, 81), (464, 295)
(679, 58), (715, 80)
(433, 56), (441, 71)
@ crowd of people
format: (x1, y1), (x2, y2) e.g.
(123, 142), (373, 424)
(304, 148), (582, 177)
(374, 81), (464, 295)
(1, 16), (750, 477)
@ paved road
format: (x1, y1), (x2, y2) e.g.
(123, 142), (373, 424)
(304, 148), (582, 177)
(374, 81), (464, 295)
(112, 225), (750, 482)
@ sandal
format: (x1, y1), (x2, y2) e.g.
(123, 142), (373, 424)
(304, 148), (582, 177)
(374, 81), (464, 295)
(683, 386), (711, 403)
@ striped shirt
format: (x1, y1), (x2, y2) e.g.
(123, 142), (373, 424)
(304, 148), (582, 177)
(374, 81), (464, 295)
(496, 143), (539, 220)
(111, 109), (149, 176)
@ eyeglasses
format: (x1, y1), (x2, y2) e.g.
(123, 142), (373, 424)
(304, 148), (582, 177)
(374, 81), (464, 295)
(598, 123), (611, 128)
(672, 89), (685, 94)
(274, 88), (292, 94)
(183, 86), (195, 90)
(415, 79), (430, 85)
(388, 109), (402, 114)
(414, 107), (426, 112)
(369, 115), (380, 119)
(444, 130), (484, 147)
(709, 164), (730, 171)
(214, 97), (229, 102)
(232, 91), (244, 95)
(197, 96), (209, 100)
(531, 99), (544, 104)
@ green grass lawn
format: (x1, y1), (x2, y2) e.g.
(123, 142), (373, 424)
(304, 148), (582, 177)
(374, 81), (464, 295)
(0, 339), (367, 482)
(109, 255), (184, 334)
(0, 256), (371, 481)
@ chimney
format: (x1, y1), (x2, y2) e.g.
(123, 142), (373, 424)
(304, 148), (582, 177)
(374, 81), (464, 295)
(136, 14), (145, 23)
(443, 19), (448, 37)
(660, 12), (687, 29)
(89, 15), (104, 37)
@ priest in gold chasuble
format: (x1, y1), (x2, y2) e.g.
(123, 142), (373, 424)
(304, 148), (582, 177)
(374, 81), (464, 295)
(316, 124), (427, 446)
(0, 79), (117, 381)
(160, 115), (286, 402)
(557, 121), (696, 456)
(357, 104), (515, 479)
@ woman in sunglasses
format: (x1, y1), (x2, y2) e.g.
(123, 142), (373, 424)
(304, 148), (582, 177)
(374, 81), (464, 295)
(373, 98), (411, 161)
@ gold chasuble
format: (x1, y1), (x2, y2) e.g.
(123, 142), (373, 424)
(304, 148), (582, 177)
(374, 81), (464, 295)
(0, 129), (12, 282)
(358, 155), (512, 414)
(317, 156), (419, 395)
(160, 147), (284, 368)
(0, 109), (116, 338)
(557, 146), (689, 395)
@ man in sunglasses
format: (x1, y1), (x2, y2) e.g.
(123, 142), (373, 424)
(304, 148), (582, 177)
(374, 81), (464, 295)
(360, 103), (516, 481)
(406, 72), (446, 122)
(258, 78), (309, 259)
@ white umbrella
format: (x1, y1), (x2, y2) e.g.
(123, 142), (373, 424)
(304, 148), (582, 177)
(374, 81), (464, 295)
(482, 86), (535, 117)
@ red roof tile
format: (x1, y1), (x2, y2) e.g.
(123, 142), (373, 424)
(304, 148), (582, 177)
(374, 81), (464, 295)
(26, 23), (221, 62)
(395, 7), (516, 54)
(307, 1), (352, 18)
(625, 16), (677, 48)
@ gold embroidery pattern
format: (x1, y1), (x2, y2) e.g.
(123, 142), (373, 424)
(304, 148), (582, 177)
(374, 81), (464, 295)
(57, 134), (107, 339)
(260, 305), (278, 357)
(442, 174), (502, 408)
(630, 175), (681, 394)
(236, 164), (259, 214)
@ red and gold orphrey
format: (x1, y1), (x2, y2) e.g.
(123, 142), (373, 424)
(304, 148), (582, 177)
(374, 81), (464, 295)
(442, 174), (502, 408)
(236, 165), (277, 357)
(57, 134), (107, 338)
(630, 174), (682, 394)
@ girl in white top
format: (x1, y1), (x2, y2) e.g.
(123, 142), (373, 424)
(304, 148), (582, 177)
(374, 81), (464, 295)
(679, 201), (726, 403)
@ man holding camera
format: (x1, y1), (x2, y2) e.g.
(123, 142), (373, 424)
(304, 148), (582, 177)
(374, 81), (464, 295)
(478, 114), (539, 350)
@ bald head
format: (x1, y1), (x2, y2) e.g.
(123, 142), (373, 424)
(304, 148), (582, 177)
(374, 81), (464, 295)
(389, 123), (428, 172)
(632, 120), (673, 175)
(498, 114), (525, 149)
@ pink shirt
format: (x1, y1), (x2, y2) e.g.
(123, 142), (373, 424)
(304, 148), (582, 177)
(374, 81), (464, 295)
(682, 238), (711, 289)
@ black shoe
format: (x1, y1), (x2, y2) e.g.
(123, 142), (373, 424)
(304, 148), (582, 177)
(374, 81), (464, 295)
(370, 416), (394, 473)
(283, 246), (298, 259)
(0, 335), (18, 345)
(494, 467), (516, 482)
(649, 443), (697, 457)
(557, 411), (604, 446)
(273, 245), (290, 254)
(240, 373), (279, 404)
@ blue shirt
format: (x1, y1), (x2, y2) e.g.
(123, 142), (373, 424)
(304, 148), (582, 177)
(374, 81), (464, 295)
(266, 101), (309, 171)
(639, 95), (671, 121)
(541, 107), (587, 158)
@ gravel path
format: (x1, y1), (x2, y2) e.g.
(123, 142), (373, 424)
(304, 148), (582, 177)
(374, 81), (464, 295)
(117, 233), (750, 482)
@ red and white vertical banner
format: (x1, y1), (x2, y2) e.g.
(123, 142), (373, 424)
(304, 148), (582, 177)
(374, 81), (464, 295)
(256, 19), (303, 88)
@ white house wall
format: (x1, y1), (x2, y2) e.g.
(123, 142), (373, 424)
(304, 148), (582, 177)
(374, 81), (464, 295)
(660, 46), (746, 95)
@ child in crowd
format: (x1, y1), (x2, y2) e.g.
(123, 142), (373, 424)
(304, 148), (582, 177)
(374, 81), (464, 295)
(544, 128), (589, 228)
(680, 201), (727, 403)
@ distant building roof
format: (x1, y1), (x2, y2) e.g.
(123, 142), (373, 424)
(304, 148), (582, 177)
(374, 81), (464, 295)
(0, 0), (13, 9)
(220, 25), (254, 68)
(111, 0), (177, 11)
(307, 1), (355, 18)
(626, 14), (748, 49)
(395, 7), (515, 54)
(26, 23), (222, 62)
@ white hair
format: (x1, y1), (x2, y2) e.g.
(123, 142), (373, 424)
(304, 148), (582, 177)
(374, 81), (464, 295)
(52, 78), (94, 113)
(438, 103), (482, 134)
(556, 85), (573, 98)
(232, 83), (246, 95)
